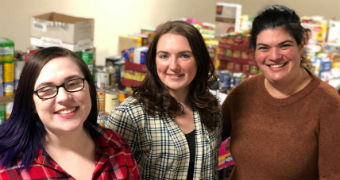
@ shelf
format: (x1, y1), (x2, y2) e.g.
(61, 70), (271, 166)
(0, 96), (14, 105)
(121, 78), (142, 87)
(218, 54), (255, 65)
(124, 61), (147, 72)
(218, 43), (252, 52)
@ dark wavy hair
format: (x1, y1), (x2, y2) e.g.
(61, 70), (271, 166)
(133, 20), (220, 131)
(0, 47), (98, 170)
(250, 5), (307, 67)
(250, 5), (304, 49)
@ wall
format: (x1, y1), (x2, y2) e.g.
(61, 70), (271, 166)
(1, 0), (339, 65)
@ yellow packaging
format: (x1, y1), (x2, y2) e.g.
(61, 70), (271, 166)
(97, 89), (105, 112)
(3, 61), (14, 82)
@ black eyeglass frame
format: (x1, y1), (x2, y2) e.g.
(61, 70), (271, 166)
(33, 78), (86, 100)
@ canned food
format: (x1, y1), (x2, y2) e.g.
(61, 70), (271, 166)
(105, 90), (119, 115)
(97, 89), (105, 112)
(96, 68), (109, 89)
(4, 82), (14, 96)
(3, 60), (14, 83)
(219, 70), (232, 91)
(0, 38), (14, 63)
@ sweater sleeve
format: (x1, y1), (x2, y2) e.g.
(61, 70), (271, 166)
(221, 97), (231, 141)
(318, 94), (340, 179)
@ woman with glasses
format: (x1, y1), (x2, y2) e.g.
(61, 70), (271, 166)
(0, 47), (140, 180)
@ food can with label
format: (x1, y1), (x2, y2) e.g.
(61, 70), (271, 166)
(95, 67), (109, 89)
(0, 38), (14, 63)
(97, 89), (105, 112)
(77, 50), (94, 73)
(105, 90), (119, 115)
(218, 70), (232, 91)
(3, 60), (14, 83)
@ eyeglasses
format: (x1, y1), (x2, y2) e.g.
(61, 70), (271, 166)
(33, 78), (86, 100)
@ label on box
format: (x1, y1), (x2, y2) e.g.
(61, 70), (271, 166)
(30, 37), (93, 51)
(33, 20), (48, 32)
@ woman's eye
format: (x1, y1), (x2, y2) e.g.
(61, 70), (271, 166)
(181, 54), (191, 58)
(257, 46), (268, 51)
(281, 44), (291, 48)
(40, 86), (54, 92)
(158, 54), (168, 59)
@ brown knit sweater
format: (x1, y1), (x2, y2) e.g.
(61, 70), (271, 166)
(222, 73), (340, 180)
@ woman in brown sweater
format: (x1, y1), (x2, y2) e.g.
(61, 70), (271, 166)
(222, 5), (340, 179)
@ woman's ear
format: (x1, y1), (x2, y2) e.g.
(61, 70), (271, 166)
(299, 44), (305, 57)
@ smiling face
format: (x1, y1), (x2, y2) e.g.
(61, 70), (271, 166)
(255, 27), (304, 84)
(33, 57), (91, 135)
(156, 33), (197, 96)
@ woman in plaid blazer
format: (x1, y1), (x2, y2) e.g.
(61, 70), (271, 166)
(106, 20), (222, 180)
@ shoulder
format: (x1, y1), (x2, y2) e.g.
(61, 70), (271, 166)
(224, 74), (262, 103)
(111, 96), (147, 121)
(0, 160), (25, 178)
(93, 125), (130, 150)
(316, 80), (340, 107)
(230, 74), (261, 95)
(115, 96), (143, 112)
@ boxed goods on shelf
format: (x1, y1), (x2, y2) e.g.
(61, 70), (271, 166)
(121, 61), (146, 87)
(120, 47), (147, 87)
(215, 2), (242, 38)
(31, 12), (94, 51)
(216, 33), (256, 75)
(118, 34), (149, 53)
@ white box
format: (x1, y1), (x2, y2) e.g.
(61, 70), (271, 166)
(327, 20), (340, 45)
(31, 12), (94, 45)
(30, 37), (93, 52)
(215, 2), (242, 38)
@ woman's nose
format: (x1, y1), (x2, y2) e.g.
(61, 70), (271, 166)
(269, 48), (282, 61)
(55, 87), (71, 102)
(169, 57), (179, 70)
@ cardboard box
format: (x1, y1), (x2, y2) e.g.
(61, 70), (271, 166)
(327, 20), (340, 45)
(30, 37), (93, 51)
(215, 2), (242, 38)
(31, 12), (94, 45)
(118, 34), (150, 53)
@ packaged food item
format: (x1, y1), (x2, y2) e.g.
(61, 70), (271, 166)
(0, 38), (14, 63)
(95, 67), (109, 89)
(3, 60), (14, 96)
(218, 70), (232, 91)
(97, 89), (105, 112)
(104, 89), (119, 115)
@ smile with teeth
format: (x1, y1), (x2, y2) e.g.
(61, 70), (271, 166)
(268, 62), (287, 68)
(57, 107), (77, 114)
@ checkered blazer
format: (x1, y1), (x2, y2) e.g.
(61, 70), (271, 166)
(105, 96), (222, 180)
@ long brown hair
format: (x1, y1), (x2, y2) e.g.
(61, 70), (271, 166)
(133, 20), (220, 131)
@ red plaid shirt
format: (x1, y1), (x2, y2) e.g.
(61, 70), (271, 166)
(0, 124), (140, 180)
